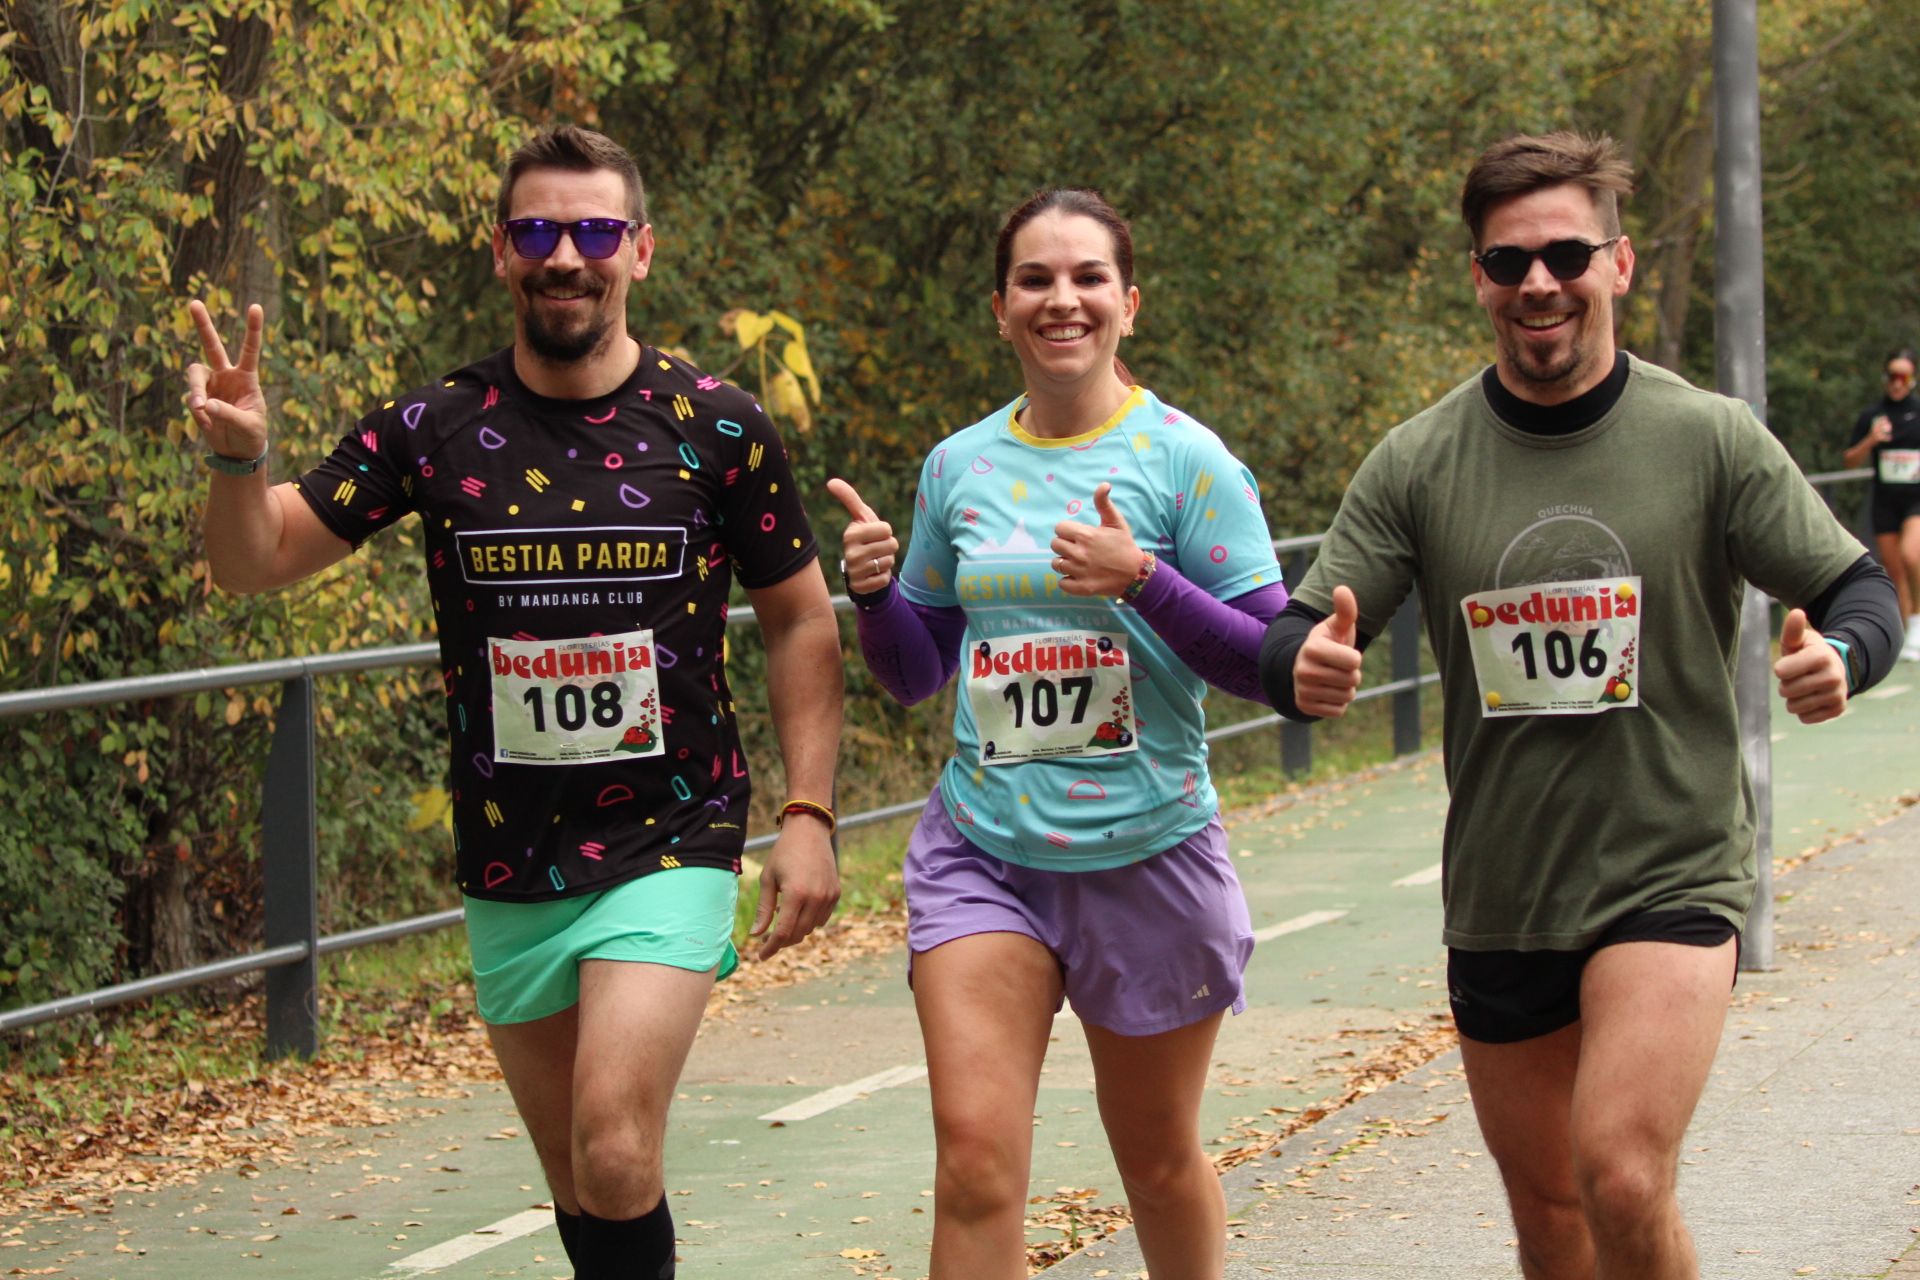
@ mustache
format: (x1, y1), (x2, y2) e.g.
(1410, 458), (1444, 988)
(525, 269), (604, 296)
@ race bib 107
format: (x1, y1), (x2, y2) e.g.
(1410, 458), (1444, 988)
(1460, 577), (1642, 717)
(489, 629), (665, 765)
(966, 629), (1138, 766)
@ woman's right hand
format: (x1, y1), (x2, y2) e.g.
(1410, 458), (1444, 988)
(826, 478), (899, 595)
(1871, 414), (1894, 444)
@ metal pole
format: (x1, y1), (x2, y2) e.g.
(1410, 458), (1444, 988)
(1390, 598), (1421, 757)
(263, 675), (321, 1057)
(1281, 718), (1313, 779)
(1713, 0), (1775, 971)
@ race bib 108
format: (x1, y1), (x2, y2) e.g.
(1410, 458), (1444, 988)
(1460, 577), (1641, 717)
(488, 629), (665, 765)
(966, 629), (1138, 766)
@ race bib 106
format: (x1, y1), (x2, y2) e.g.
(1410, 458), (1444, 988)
(488, 629), (665, 765)
(1461, 577), (1642, 717)
(966, 630), (1138, 766)
(1879, 449), (1920, 485)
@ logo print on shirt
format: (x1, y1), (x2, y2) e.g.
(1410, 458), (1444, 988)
(456, 526), (689, 585)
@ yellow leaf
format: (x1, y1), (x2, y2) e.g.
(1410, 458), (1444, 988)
(732, 309), (774, 351)
(767, 368), (811, 433)
(406, 787), (453, 833)
(225, 694), (245, 726)
(778, 337), (821, 405)
(766, 310), (805, 341)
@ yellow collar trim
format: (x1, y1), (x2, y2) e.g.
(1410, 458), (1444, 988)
(1007, 387), (1144, 449)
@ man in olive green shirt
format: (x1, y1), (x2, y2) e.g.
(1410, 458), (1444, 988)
(1260, 132), (1899, 1279)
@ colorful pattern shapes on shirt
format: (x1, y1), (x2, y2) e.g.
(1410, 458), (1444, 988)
(294, 347), (818, 901)
(899, 387), (1282, 870)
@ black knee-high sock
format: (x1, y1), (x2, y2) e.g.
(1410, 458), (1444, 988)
(552, 1205), (582, 1267)
(576, 1197), (675, 1279)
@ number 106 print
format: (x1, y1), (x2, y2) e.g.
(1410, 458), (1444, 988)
(1460, 577), (1642, 718)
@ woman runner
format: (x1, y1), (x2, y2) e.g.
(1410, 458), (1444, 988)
(828, 187), (1286, 1279)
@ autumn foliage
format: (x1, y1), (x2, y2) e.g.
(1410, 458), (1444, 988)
(3, 0), (1916, 1021)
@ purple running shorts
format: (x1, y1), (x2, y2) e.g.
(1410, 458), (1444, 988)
(903, 788), (1254, 1036)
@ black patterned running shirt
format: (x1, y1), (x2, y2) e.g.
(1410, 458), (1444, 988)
(294, 346), (818, 900)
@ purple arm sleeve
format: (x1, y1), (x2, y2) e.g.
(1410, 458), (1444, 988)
(1128, 563), (1290, 705)
(852, 584), (967, 706)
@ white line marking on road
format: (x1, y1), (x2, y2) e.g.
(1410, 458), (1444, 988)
(387, 1208), (552, 1274)
(1392, 862), (1443, 887)
(1770, 732), (1787, 743)
(757, 1063), (929, 1123)
(1251, 909), (1348, 943)
(1866, 682), (1912, 701)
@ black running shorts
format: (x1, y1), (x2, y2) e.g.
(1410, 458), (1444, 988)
(1446, 907), (1738, 1044)
(1870, 484), (1920, 537)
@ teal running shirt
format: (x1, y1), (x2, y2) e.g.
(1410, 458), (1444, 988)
(899, 387), (1282, 870)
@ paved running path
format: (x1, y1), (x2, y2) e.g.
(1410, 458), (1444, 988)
(6, 679), (1916, 1278)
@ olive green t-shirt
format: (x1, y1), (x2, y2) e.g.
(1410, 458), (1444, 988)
(1298, 356), (1863, 949)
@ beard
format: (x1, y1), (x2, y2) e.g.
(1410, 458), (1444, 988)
(1502, 311), (1590, 391)
(1508, 337), (1584, 387)
(520, 271), (611, 364)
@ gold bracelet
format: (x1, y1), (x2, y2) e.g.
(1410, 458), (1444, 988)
(777, 799), (837, 833)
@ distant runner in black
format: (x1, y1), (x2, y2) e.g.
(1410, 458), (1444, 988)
(1842, 347), (1920, 660)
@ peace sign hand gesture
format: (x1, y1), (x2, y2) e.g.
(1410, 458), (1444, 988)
(184, 300), (269, 462)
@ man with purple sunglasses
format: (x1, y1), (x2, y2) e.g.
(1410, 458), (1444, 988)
(186, 125), (844, 1279)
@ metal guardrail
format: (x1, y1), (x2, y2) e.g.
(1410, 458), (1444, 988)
(0, 465), (1870, 1055)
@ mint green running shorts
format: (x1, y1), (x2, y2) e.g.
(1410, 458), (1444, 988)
(463, 868), (740, 1025)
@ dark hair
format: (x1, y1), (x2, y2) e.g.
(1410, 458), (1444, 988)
(1886, 348), (1917, 371)
(994, 187), (1137, 386)
(496, 125), (647, 225)
(1460, 131), (1634, 248)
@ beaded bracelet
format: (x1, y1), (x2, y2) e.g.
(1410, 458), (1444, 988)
(1118, 551), (1158, 604)
(777, 799), (837, 833)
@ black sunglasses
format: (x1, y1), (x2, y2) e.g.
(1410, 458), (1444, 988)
(500, 218), (638, 260)
(1474, 237), (1621, 287)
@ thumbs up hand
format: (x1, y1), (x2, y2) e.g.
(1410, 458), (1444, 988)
(1295, 585), (1364, 718)
(1773, 607), (1848, 724)
(1051, 483), (1144, 598)
(826, 477), (898, 595)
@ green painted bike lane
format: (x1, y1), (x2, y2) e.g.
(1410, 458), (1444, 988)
(10, 683), (1915, 1279)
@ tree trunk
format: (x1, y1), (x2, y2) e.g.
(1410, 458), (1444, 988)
(1651, 117), (1716, 372)
(5, 0), (90, 174)
(169, 13), (274, 299)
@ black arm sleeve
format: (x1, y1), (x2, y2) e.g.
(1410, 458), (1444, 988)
(1257, 597), (1377, 722)
(1802, 552), (1902, 696)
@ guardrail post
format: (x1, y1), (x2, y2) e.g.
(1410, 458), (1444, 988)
(1280, 718), (1312, 778)
(263, 673), (320, 1058)
(1390, 598), (1421, 757)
